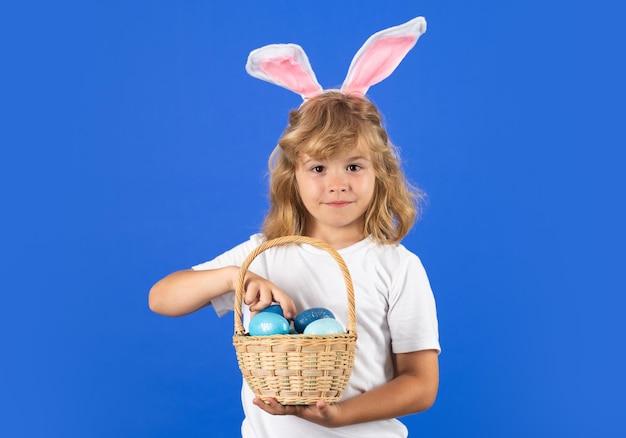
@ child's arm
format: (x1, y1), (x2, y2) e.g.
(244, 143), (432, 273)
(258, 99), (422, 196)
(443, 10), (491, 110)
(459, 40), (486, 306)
(148, 267), (238, 317)
(253, 349), (439, 427)
(149, 267), (298, 318)
(335, 349), (439, 426)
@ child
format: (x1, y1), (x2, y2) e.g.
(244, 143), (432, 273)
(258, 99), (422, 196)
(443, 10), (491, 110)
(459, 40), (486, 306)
(149, 16), (441, 438)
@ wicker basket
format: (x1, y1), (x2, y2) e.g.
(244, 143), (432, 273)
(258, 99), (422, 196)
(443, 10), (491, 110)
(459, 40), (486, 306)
(232, 235), (358, 405)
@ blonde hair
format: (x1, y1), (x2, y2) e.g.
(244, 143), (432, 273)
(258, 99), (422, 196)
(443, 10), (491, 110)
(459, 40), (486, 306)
(260, 91), (427, 244)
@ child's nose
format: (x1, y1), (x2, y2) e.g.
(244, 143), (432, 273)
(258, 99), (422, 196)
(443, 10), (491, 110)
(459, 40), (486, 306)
(327, 175), (349, 192)
(329, 184), (348, 193)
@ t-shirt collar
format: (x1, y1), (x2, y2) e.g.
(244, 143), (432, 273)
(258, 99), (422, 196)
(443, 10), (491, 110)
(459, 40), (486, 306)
(298, 234), (373, 256)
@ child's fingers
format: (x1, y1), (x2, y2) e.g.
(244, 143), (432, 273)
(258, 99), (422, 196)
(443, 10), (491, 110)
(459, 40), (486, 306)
(316, 399), (328, 413)
(251, 286), (273, 312)
(272, 290), (297, 319)
(254, 397), (280, 414)
(244, 282), (260, 306)
(244, 279), (297, 319)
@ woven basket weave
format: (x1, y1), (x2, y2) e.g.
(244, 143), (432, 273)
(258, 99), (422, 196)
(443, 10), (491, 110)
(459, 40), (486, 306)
(232, 235), (358, 405)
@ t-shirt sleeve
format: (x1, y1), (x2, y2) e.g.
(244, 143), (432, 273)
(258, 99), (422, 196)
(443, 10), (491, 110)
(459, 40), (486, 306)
(190, 233), (266, 318)
(387, 252), (442, 355)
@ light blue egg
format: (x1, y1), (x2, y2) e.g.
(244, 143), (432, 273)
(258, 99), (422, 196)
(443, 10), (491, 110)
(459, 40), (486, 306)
(249, 312), (290, 336)
(303, 318), (345, 335)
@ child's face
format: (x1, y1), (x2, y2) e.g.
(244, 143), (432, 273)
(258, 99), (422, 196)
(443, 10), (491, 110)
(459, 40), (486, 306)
(295, 145), (376, 237)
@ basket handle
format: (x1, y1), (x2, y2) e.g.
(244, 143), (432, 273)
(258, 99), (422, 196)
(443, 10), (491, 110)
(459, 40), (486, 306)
(234, 235), (357, 336)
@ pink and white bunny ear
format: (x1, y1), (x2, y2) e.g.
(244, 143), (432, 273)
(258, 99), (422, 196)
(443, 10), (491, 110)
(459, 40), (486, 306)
(245, 43), (324, 100)
(341, 16), (427, 97)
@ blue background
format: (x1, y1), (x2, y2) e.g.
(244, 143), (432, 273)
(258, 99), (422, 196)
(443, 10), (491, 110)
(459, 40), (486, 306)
(1, 0), (624, 436)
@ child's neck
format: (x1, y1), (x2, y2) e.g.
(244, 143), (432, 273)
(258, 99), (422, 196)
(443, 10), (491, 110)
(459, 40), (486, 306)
(304, 226), (366, 251)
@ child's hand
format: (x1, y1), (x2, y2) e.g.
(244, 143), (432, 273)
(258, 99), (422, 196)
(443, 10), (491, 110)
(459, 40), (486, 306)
(253, 397), (344, 428)
(234, 270), (297, 319)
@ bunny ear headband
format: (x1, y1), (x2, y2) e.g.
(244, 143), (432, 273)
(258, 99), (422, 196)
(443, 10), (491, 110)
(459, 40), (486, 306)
(245, 16), (427, 104)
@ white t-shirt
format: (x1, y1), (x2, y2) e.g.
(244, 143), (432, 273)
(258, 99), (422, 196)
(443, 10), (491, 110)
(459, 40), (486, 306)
(191, 233), (441, 438)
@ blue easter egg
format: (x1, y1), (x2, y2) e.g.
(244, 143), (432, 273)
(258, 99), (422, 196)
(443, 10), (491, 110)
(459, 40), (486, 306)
(260, 304), (285, 318)
(294, 307), (335, 333)
(303, 318), (345, 335)
(249, 312), (290, 336)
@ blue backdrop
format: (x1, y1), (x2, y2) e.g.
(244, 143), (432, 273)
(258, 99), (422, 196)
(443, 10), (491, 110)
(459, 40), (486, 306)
(2, 0), (623, 437)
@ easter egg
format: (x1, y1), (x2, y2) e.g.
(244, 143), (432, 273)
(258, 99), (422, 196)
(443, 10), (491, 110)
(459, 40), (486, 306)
(294, 307), (335, 333)
(249, 312), (290, 336)
(260, 303), (285, 318)
(303, 318), (345, 335)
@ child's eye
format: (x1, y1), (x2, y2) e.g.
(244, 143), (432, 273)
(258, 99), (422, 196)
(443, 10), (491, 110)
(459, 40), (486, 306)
(310, 164), (362, 173)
